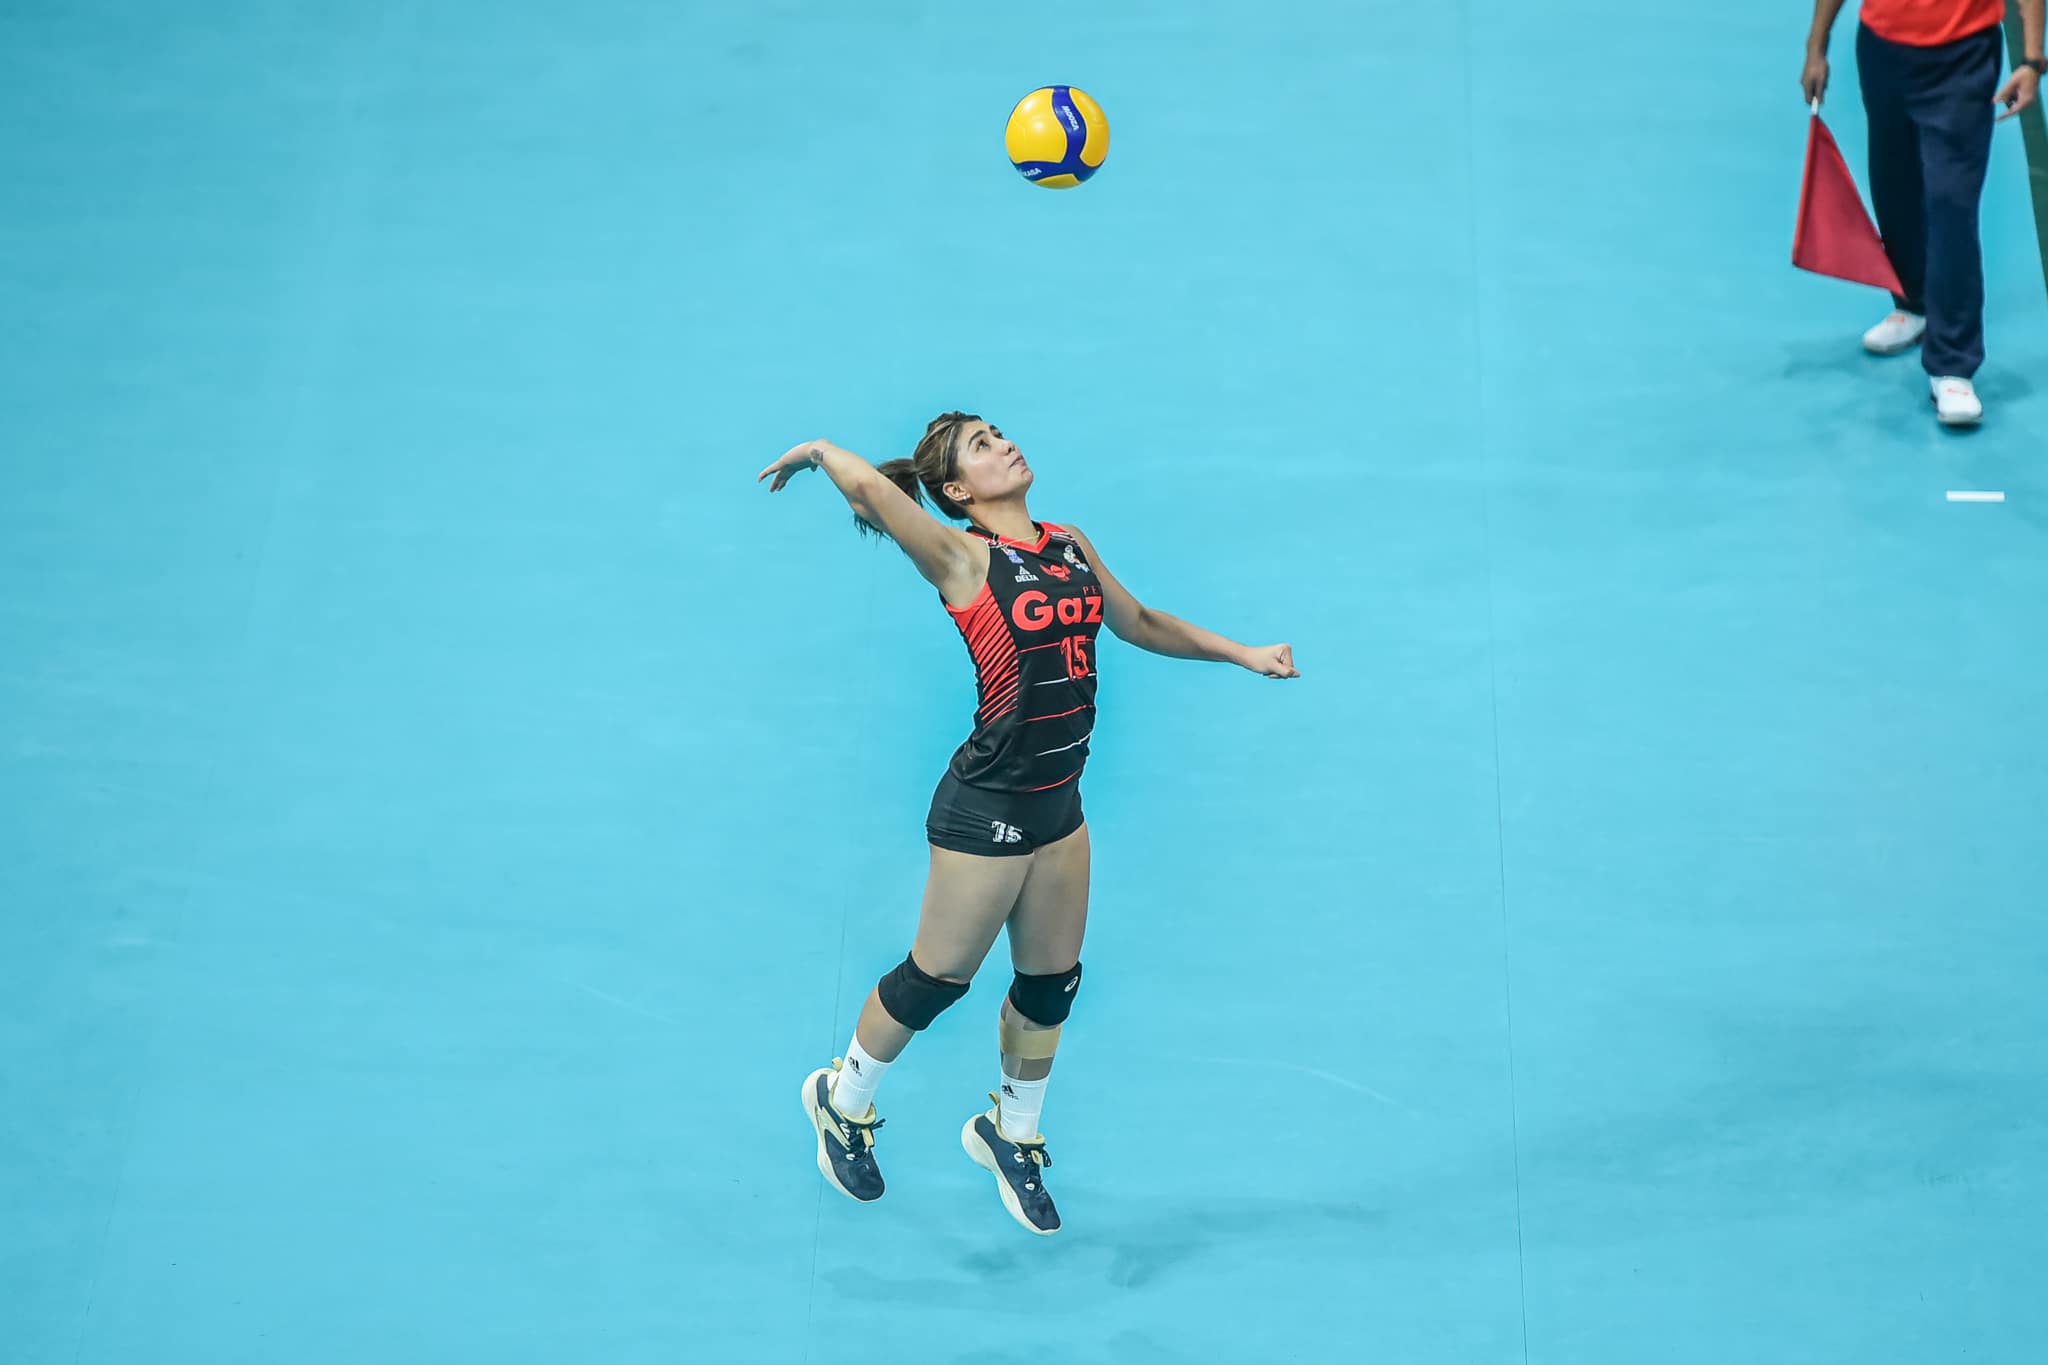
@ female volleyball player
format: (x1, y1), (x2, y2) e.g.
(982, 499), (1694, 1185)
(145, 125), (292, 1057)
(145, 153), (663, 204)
(756, 414), (1298, 1235)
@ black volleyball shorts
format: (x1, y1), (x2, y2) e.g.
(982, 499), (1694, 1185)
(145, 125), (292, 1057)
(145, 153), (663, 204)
(925, 770), (1085, 857)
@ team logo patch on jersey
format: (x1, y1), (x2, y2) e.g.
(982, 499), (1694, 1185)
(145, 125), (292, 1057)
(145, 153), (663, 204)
(1041, 562), (1071, 582)
(1064, 544), (1090, 574)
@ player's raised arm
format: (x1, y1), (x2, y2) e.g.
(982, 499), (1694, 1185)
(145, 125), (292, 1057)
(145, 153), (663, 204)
(758, 439), (983, 605)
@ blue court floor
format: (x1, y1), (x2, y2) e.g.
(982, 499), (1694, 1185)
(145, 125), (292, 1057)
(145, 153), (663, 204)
(4, 3), (2046, 1362)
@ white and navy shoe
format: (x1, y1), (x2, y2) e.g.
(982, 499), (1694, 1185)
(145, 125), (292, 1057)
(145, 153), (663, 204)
(800, 1061), (886, 1203)
(1931, 375), (1983, 427)
(1863, 310), (1925, 356)
(961, 1093), (1060, 1236)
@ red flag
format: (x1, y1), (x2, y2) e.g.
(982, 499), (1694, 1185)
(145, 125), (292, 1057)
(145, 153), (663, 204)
(1792, 112), (1905, 295)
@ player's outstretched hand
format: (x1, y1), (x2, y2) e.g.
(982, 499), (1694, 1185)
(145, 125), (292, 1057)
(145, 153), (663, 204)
(758, 442), (827, 492)
(1241, 643), (1299, 679)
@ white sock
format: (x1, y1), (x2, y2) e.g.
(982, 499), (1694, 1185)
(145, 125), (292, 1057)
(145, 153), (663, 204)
(996, 1073), (1048, 1141)
(829, 1036), (890, 1119)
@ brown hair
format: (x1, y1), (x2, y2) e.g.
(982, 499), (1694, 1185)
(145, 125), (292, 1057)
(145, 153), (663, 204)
(856, 411), (981, 538)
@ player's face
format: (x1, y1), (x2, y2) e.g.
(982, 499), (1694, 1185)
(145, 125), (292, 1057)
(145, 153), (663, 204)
(951, 421), (1032, 504)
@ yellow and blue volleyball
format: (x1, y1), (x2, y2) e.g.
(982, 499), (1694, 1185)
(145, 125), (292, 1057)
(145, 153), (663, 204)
(1004, 86), (1109, 189)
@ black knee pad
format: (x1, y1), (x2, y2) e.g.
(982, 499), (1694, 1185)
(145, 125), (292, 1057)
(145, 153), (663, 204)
(1007, 961), (1082, 1027)
(876, 953), (970, 1031)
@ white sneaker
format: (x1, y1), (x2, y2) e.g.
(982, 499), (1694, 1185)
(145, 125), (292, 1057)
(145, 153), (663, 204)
(1931, 376), (1983, 427)
(1863, 310), (1926, 355)
(800, 1062), (887, 1202)
(961, 1100), (1061, 1235)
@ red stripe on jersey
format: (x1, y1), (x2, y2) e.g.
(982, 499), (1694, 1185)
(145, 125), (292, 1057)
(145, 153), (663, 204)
(964, 614), (1008, 655)
(948, 587), (1020, 725)
(979, 687), (1022, 725)
(1026, 768), (1081, 793)
(943, 583), (995, 621)
(967, 630), (1011, 675)
(1027, 704), (1090, 723)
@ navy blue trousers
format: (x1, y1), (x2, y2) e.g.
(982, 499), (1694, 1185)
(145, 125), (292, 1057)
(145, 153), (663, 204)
(1855, 21), (2001, 378)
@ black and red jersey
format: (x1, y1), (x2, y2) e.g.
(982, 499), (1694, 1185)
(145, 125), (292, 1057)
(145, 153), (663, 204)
(943, 522), (1103, 794)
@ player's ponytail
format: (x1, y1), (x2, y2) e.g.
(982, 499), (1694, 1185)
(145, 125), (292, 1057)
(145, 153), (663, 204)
(874, 459), (926, 508)
(853, 412), (979, 538)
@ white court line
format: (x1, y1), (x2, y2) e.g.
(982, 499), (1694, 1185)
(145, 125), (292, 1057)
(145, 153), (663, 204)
(1182, 1054), (1422, 1117)
(569, 979), (677, 1025)
(1946, 491), (2005, 503)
